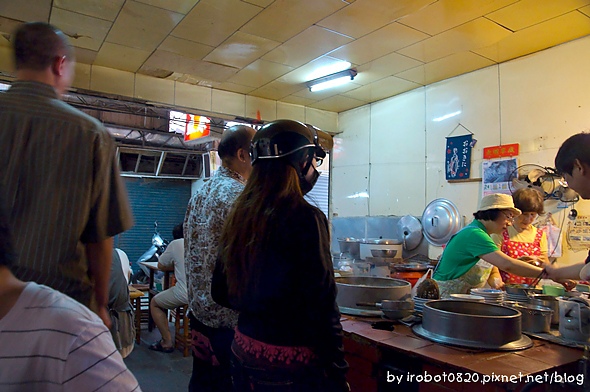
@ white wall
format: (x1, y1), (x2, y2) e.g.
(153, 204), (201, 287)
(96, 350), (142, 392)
(334, 34), (590, 266)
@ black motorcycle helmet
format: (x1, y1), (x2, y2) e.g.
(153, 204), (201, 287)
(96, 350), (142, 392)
(251, 119), (333, 194)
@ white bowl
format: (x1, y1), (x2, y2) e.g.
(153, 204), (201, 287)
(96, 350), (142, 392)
(450, 294), (485, 302)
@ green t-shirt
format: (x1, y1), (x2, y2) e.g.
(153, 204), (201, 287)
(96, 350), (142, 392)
(433, 220), (499, 281)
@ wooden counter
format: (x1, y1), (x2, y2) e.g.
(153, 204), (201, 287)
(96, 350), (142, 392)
(341, 316), (585, 392)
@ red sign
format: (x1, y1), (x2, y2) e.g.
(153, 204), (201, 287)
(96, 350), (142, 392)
(483, 143), (519, 159)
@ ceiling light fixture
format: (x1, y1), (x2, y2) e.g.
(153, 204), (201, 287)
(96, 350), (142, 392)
(306, 69), (357, 92)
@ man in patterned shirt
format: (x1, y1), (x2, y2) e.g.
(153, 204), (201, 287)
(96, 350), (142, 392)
(184, 124), (255, 391)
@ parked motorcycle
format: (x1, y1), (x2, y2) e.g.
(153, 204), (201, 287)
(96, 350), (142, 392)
(130, 221), (169, 284)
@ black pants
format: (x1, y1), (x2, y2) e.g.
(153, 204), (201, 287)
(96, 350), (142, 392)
(188, 313), (235, 392)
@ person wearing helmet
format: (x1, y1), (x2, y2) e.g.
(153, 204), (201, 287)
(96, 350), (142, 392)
(212, 119), (349, 391)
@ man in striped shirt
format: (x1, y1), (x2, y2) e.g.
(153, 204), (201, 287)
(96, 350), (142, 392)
(0, 195), (142, 391)
(0, 22), (133, 326)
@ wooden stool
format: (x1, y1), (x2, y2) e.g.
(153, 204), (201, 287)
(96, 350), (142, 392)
(173, 305), (190, 357)
(129, 284), (149, 344)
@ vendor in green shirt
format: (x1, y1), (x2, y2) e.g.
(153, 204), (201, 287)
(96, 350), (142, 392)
(433, 193), (546, 298)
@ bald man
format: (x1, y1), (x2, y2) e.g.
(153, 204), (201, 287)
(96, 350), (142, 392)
(0, 22), (133, 327)
(184, 125), (256, 391)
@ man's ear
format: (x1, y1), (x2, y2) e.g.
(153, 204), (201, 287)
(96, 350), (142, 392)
(576, 159), (590, 176)
(237, 148), (249, 163)
(51, 55), (66, 76)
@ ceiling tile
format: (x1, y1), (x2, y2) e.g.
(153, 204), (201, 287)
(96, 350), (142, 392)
(353, 52), (423, 84)
(106, 1), (184, 51)
(328, 22), (429, 66)
(171, 0), (262, 47)
(203, 31), (280, 69)
(74, 47), (98, 64)
(228, 59), (293, 88)
(135, 0), (199, 14)
(262, 26), (353, 68)
(277, 56), (352, 85)
(343, 75), (420, 102)
(280, 95), (317, 107)
(160, 36), (214, 60)
(94, 42), (151, 72)
(54, 0), (124, 21)
(308, 94), (367, 112)
(0, 0), (51, 23)
(397, 51), (494, 85)
(293, 80), (362, 101)
(249, 80), (303, 100)
(317, 0), (435, 38)
(485, 0), (590, 31)
(50, 8), (112, 51)
(216, 81), (257, 95)
(0, 16), (21, 38)
(398, 17), (513, 63)
(473, 11), (590, 63)
(240, 0), (347, 43)
(398, 0), (517, 35)
(242, 0), (275, 7)
(141, 49), (239, 83)
(581, 4), (590, 17)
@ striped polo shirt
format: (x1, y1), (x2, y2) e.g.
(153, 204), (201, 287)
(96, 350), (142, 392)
(0, 282), (141, 391)
(0, 81), (133, 305)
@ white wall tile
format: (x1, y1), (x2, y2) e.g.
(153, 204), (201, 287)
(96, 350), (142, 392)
(245, 95), (277, 121)
(331, 164), (370, 217)
(370, 88), (425, 164)
(72, 63), (91, 90)
(276, 101), (305, 122)
(334, 105), (370, 167)
(369, 162), (426, 216)
(135, 73), (175, 105)
(90, 65), (135, 97)
(304, 107), (338, 133)
(174, 81), (212, 112)
(212, 89), (245, 117)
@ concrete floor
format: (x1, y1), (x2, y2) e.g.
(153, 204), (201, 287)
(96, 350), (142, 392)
(124, 323), (192, 392)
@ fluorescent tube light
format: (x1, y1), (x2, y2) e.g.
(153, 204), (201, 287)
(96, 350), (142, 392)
(306, 69), (357, 92)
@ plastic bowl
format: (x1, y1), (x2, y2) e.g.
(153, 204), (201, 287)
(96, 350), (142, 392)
(543, 285), (565, 297)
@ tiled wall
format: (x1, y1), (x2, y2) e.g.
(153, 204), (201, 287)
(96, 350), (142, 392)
(334, 34), (590, 265)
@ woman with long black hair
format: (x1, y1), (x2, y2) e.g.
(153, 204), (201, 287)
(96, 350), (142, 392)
(212, 119), (349, 391)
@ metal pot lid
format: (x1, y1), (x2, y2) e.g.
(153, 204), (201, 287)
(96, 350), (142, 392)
(362, 238), (403, 245)
(421, 198), (462, 246)
(397, 215), (423, 250)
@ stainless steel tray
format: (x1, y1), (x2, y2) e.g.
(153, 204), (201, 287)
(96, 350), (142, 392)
(412, 324), (533, 351)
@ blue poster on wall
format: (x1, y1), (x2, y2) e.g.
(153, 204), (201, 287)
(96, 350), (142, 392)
(446, 134), (473, 180)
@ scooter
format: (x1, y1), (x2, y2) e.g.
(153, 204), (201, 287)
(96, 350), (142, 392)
(130, 221), (169, 284)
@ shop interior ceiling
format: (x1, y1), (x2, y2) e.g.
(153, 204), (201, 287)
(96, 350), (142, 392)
(1, 1), (590, 134)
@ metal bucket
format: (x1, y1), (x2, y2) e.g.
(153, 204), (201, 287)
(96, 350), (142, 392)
(511, 303), (553, 333)
(530, 294), (559, 325)
(413, 300), (532, 351)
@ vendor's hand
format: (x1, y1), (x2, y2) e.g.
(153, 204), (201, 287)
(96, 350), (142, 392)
(489, 278), (505, 290)
(556, 279), (577, 292)
(518, 255), (542, 266)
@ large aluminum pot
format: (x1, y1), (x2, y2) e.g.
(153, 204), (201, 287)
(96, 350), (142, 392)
(510, 303), (552, 333)
(413, 300), (532, 351)
(336, 276), (411, 315)
(530, 294), (559, 325)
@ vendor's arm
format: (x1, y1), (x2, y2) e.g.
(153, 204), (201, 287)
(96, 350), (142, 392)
(480, 250), (543, 277)
(545, 262), (585, 281)
(537, 231), (550, 265)
(487, 266), (504, 289)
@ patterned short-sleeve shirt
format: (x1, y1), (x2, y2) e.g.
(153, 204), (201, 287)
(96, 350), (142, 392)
(184, 166), (243, 328)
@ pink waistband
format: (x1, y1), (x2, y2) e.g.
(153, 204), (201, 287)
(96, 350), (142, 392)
(234, 328), (318, 365)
